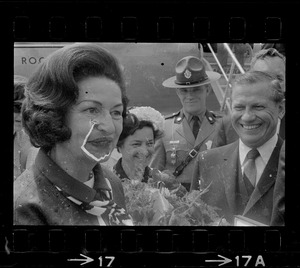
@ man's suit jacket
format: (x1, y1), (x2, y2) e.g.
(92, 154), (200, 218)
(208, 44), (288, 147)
(270, 141), (285, 226)
(150, 109), (220, 184)
(191, 138), (284, 225)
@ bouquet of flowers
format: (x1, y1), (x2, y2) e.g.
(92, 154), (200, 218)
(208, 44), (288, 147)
(122, 171), (229, 226)
(120, 105), (228, 225)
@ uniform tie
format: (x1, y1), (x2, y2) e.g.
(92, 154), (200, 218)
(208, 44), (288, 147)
(243, 148), (260, 188)
(192, 116), (200, 138)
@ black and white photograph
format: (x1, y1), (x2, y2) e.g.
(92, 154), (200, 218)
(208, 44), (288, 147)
(13, 42), (285, 226)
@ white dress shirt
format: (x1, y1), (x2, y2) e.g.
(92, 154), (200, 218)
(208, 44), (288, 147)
(239, 133), (278, 187)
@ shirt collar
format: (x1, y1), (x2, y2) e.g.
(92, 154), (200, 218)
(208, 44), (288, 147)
(182, 109), (206, 124)
(239, 133), (278, 165)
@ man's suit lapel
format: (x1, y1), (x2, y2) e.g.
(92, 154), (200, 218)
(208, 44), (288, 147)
(221, 141), (242, 213)
(243, 137), (283, 216)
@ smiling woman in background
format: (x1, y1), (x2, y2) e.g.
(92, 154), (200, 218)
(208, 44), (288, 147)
(113, 108), (186, 193)
(14, 43), (133, 225)
(114, 112), (164, 182)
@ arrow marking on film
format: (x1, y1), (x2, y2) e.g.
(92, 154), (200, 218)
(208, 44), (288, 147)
(68, 254), (94, 266)
(205, 254), (232, 266)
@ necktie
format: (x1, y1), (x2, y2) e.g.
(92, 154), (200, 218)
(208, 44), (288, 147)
(243, 149), (260, 187)
(192, 116), (200, 138)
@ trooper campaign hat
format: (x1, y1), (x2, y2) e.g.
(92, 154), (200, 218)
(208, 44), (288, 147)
(163, 56), (221, 88)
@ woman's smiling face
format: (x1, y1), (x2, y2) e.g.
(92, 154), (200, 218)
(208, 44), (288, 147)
(119, 126), (155, 169)
(62, 76), (124, 162)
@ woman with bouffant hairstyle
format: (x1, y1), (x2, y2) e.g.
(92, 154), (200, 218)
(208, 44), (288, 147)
(14, 43), (133, 226)
(114, 112), (164, 182)
(22, 43), (128, 150)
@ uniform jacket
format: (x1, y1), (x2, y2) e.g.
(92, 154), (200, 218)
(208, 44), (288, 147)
(14, 149), (127, 225)
(190, 137), (284, 225)
(150, 109), (220, 184)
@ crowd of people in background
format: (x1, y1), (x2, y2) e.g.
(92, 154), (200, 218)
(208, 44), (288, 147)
(13, 43), (285, 226)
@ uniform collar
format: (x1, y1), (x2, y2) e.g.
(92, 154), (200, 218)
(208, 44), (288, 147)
(173, 109), (216, 125)
(180, 108), (206, 123)
(182, 109), (205, 124)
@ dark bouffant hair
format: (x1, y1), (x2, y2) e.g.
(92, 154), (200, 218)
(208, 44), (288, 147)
(117, 113), (164, 150)
(22, 43), (128, 150)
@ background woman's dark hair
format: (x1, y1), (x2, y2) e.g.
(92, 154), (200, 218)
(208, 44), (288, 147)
(117, 113), (164, 149)
(14, 75), (27, 102)
(14, 75), (28, 113)
(22, 43), (128, 150)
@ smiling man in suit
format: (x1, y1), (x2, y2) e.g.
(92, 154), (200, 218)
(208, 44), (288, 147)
(212, 48), (286, 148)
(191, 71), (285, 225)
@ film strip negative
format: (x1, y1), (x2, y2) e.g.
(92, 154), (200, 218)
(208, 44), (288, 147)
(2, 0), (300, 267)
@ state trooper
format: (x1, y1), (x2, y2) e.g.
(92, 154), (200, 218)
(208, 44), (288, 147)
(150, 56), (221, 191)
